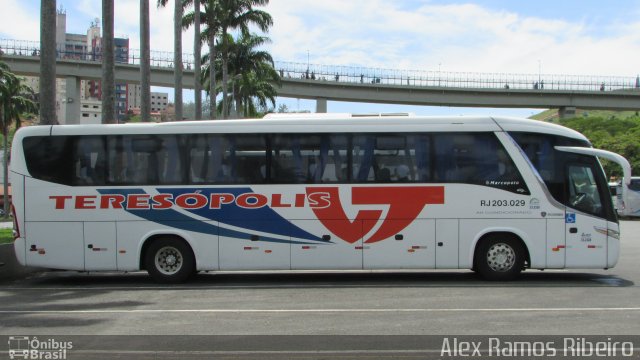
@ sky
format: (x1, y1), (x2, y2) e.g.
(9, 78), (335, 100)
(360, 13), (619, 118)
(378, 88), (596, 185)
(1, 0), (640, 117)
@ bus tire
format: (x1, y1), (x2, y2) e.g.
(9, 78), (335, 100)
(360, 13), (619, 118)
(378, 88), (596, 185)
(474, 235), (525, 281)
(144, 237), (195, 284)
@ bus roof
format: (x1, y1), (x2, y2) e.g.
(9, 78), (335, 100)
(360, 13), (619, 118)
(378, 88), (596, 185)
(18, 115), (587, 141)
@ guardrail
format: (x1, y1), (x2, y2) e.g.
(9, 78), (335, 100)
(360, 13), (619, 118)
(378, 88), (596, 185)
(2, 38), (639, 92)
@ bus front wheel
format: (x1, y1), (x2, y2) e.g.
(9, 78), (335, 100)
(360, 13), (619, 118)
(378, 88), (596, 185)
(474, 236), (525, 281)
(144, 237), (195, 283)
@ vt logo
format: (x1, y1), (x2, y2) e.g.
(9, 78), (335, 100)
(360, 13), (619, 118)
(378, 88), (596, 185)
(306, 186), (445, 243)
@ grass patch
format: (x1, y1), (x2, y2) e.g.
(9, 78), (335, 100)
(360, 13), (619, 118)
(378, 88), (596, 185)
(0, 228), (14, 245)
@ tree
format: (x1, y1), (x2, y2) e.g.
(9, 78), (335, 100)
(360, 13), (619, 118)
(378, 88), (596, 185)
(0, 65), (37, 215)
(218, 0), (272, 118)
(101, 0), (116, 123)
(199, 0), (221, 120)
(193, 0), (202, 120)
(39, 0), (57, 125)
(559, 115), (640, 178)
(203, 32), (279, 118)
(0, 60), (12, 131)
(140, 0), (151, 122)
(181, 0), (203, 120)
(183, 0), (220, 119)
(158, 0), (183, 121)
(185, 0), (274, 119)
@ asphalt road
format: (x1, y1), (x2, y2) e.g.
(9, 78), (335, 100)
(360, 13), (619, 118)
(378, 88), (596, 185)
(1, 221), (640, 359)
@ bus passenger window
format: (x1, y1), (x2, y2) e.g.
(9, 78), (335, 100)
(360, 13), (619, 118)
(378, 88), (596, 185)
(433, 133), (528, 194)
(73, 137), (106, 186)
(189, 135), (229, 184)
(107, 135), (185, 185)
(353, 134), (425, 183)
(231, 135), (267, 184)
(270, 134), (347, 184)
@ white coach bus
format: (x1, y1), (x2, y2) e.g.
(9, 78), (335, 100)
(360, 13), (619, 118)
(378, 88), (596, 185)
(9, 114), (632, 283)
(617, 177), (640, 217)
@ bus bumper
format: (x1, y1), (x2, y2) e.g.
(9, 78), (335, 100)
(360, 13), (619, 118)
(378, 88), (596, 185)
(13, 238), (26, 266)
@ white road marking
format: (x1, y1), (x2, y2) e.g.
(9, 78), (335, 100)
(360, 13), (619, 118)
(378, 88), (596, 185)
(0, 307), (639, 314)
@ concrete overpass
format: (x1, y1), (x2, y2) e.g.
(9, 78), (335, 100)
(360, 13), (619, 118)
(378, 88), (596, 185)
(3, 54), (640, 121)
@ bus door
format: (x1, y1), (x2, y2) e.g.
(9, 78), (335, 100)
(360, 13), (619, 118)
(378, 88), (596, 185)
(564, 162), (608, 268)
(555, 146), (630, 268)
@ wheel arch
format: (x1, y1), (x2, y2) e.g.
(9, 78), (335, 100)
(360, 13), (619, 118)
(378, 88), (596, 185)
(471, 229), (531, 269)
(139, 232), (196, 271)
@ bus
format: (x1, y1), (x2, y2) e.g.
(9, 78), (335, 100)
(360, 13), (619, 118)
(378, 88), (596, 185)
(9, 114), (632, 283)
(617, 176), (640, 217)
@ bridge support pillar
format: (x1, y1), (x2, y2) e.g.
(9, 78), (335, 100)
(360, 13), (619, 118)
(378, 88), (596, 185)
(559, 106), (577, 119)
(63, 76), (81, 124)
(316, 97), (327, 113)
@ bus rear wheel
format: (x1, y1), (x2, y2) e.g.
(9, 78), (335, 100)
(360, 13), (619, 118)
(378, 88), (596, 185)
(145, 237), (195, 283)
(475, 236), (525, 281)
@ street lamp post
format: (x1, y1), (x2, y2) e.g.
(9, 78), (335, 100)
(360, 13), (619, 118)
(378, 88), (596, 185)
(538, 60), (541, 84)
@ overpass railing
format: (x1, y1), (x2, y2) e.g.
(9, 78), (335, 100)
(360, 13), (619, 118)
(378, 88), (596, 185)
(2, 38), (639, 92)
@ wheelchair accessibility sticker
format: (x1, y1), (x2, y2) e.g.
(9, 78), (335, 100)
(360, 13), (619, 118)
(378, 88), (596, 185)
(566, 213), (576, 223)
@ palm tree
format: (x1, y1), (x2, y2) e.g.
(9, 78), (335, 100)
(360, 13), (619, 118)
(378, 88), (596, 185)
(140, 0), (151, 122)
(158, 0), (183, 121)
(181, 0), (203, 120)
(200, 0), (221, 119)
(39, 0), (57, 125)
(229, 33), (278, 118)
(102, 0), (116, 123)
(0, 69), (37, 214)
(0, 60), (12, 133)
(199, 45), (221, 117)
(193, 0), (202, 120)
(203, 32), (279, 118)
(218, 0), (272, 119)
(235, 68), (278, 117)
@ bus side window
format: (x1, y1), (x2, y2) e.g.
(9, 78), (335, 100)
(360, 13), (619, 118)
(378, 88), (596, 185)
(432, 133), (527, 194)
(352, 135), (376, 182)
(271, 135), (300, 183)
(73, 136), (106, 186)
(351, 134), (429, 184)
(23, 136), (74, 185)
(269, 134), (348, 184)
(413, 134), (431, 182)
(232, 135), (267, 184)
(158, 135), (184, 184)
(435, 134), (476, 182)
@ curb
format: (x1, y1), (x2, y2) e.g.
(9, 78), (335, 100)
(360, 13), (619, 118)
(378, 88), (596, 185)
(0, 243), (39, 281)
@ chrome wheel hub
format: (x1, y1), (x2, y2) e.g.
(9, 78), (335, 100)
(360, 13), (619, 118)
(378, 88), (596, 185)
(486, 243), (516, 272)
(155, 246), (183, 275)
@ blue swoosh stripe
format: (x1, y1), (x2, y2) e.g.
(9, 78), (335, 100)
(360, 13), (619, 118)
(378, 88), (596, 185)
(97, 188), (331, 245)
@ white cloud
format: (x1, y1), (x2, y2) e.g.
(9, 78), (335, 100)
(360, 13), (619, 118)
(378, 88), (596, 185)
(2, 0), (639, 77)
(0, 0), (40, 40)
(263, 1), (640, 76)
